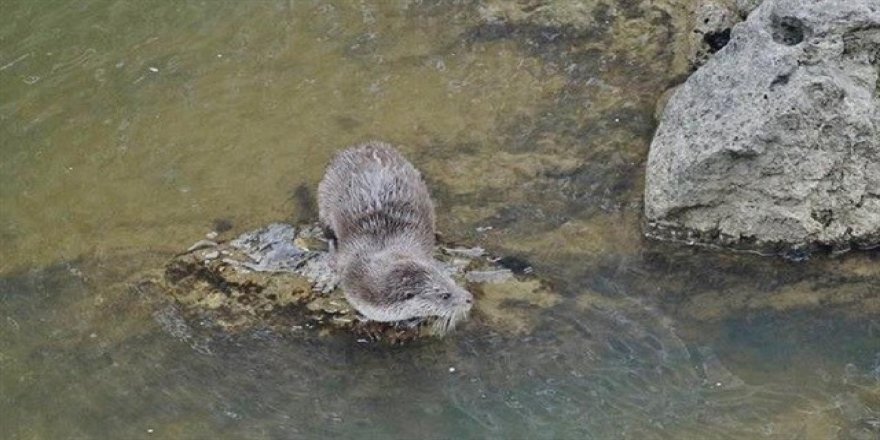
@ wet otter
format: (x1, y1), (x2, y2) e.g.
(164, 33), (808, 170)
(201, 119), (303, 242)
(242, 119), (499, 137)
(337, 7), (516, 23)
(318, 141), (473, 335)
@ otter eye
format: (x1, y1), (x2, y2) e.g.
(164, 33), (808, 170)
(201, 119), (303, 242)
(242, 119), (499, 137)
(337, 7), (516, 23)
(404, 292), (416, 300)
(441, 292), (451, 300)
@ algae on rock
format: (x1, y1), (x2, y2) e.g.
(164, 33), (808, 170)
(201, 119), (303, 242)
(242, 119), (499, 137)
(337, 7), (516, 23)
(151, 223), (563, 343)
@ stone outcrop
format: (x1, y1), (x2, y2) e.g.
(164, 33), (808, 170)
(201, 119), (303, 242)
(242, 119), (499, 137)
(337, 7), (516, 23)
(645, 0), (880, 256)
(150, 223), (559, 343)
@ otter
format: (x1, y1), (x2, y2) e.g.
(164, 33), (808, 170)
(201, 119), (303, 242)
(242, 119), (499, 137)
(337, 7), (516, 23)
(317, 141), (473, 335)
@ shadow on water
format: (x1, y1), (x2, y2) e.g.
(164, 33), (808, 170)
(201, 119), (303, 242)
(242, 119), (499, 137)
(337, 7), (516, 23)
(1, 0), (878, 439)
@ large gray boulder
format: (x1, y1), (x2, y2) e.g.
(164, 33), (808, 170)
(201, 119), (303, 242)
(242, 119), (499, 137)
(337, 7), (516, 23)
(645, 0), (880, 256)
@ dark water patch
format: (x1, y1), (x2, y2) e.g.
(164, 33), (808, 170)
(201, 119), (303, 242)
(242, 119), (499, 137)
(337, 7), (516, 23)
(289, 183), (318, 225)
(481, 203), (568, 233)
(458, 2), (679, 89)
(1, 261), (87, 306)
(540, 158), (642, 216)
(658, 251), (831, 295)
(419, 2), (675, 243)
(636, 245), (810, 294)
(714, 311), (880, 376)
(604, 106), (657, 140)
(592, 2), (614, 26)
(212, 218), (234, 233)
(454, 160), (643, 241)
(464, 22), (608, 53)
(496, 255), (533, 275)
(525, 240), (880, 330)
(617, 0), (645, 20)
(500, 76), (659, 154)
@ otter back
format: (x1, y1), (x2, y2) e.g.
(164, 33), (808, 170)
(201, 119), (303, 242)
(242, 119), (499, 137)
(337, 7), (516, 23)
(318, 142), (436, 252)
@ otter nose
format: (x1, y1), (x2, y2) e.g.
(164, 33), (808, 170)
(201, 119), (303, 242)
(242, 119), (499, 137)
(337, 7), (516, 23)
(465, 298), (473, 304)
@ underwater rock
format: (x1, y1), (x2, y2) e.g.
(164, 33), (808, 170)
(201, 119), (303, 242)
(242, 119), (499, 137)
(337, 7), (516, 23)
(153, 223), (561, 343)
(646, 0), (880, 256)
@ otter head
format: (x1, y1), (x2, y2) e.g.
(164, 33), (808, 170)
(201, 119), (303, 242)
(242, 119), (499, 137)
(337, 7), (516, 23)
(384, 259), (473, 335)
(341, 255), (473, 335)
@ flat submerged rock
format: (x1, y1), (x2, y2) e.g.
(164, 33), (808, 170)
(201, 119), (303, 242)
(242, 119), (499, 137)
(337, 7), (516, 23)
(152, 223), (559, 344)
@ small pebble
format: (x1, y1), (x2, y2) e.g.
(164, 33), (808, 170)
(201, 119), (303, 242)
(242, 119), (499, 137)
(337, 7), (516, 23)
(148, 67), (159, 72)
(204, 250), (220, 260)
(205, 231), (218, 240)
(449, 367), (456, 373)
(187, 239), (217, 252)
(89, 333), (97, 339)
(443, 246), (485, 258)
(147, 429), (154, 434)
(465, 269), (513, 283)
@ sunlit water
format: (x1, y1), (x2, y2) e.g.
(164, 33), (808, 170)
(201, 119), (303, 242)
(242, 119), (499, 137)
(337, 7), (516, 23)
(1, 1), (878, 439)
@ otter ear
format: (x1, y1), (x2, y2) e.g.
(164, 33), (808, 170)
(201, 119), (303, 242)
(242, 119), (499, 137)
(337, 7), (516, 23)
(389, 261), (429, 282)
(387, 261), (429, 295)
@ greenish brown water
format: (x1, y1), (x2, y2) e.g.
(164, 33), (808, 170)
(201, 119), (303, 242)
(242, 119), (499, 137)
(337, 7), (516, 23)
(1, 1), (878, 439)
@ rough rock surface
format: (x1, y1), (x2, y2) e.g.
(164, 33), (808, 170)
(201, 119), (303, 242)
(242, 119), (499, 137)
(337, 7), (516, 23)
(686, 0), (743, 69)
(646, 0), (880, 256)
(150, 223), (557, 344)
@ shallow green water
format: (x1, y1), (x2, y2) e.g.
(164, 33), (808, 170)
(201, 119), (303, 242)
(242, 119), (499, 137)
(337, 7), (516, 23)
(1, 1), (878, 439)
